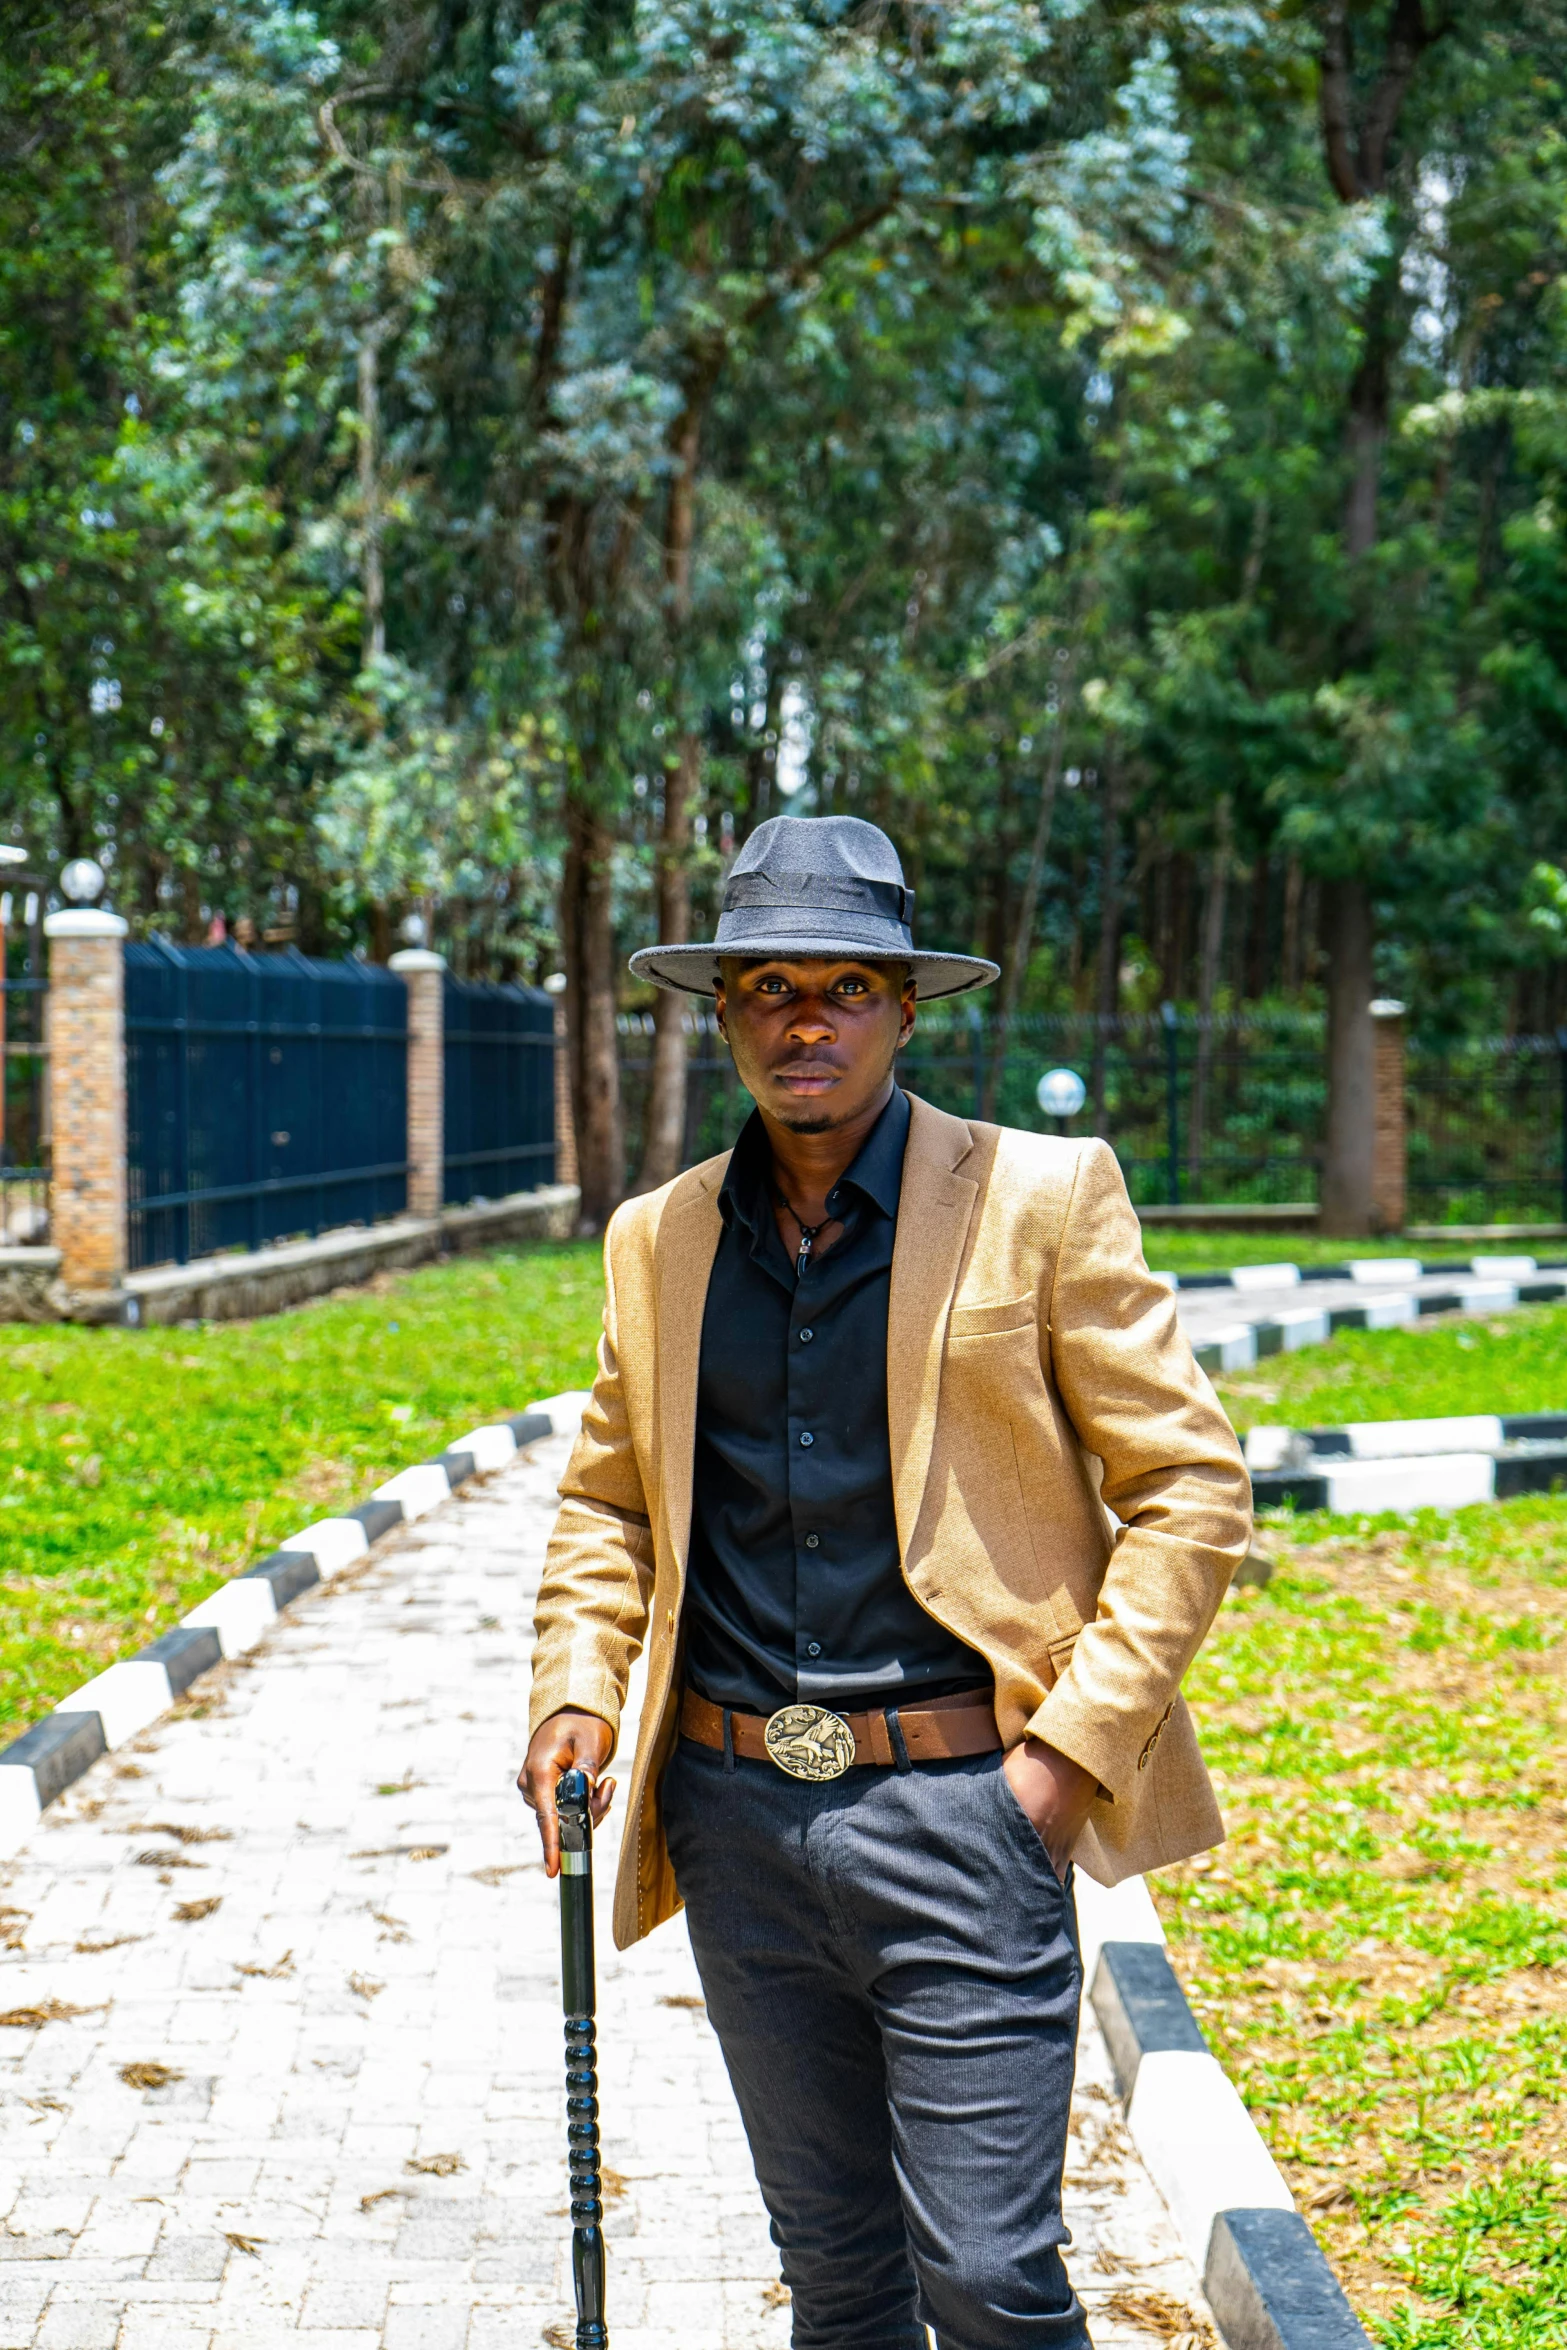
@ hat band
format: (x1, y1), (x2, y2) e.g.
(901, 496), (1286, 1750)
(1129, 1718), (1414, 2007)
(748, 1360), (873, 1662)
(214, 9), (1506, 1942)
(722, 871), (914, 926)
(713, 903), (914, 954)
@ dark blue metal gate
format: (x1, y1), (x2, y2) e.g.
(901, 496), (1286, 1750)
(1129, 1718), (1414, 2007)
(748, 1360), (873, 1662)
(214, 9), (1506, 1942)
(1, 966), (48, 1242)
(125, 942), (408, 1269)
(443, 976), (556, 1204)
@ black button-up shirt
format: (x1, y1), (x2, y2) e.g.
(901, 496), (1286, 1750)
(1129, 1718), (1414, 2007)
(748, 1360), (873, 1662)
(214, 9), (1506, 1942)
(683, 1087), (991, 1716)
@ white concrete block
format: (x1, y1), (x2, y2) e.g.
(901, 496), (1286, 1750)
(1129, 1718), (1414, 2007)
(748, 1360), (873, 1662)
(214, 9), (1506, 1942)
(1454, 1280), (1517, 1313)
(1127, 2050), (1293, 2269)
(372, 1465), (451, 1523)
(1275, 1306), (1330, 1351)
(182, 1578), (278, 1658)
(1075, 1871), (1165, 1984)
(283, 1520), (370, 1575)
(54, 1662), (173, 1748)
(1361, 1291), (1416, 1329)
(1229, 1263), (1301, 1292)
(529, 1391), (591, 1437)
(1345, 1414), (1502, 1459)
(1243, 1427), (1294, 1471)
(1204, 1324), (1257, 1372)
(1323, 1451), (1495, 1514)
(0, 1765), (42, 1854)
(454, 1426), (518, 1474)
(1471, 1254), (1537, 1277)
(1350, 1258), (1424, 1284)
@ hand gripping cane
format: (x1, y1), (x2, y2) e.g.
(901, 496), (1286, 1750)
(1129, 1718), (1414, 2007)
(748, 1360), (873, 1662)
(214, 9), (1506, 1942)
(556, 1769), (609, 2349)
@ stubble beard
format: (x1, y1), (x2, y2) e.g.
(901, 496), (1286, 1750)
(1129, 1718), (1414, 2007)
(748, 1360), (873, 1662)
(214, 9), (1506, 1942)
(771, 1107), (837, 1136)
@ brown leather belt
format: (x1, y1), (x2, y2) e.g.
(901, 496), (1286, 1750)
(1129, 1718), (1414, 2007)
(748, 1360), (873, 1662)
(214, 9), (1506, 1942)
(680, 1686), (1001, 1776)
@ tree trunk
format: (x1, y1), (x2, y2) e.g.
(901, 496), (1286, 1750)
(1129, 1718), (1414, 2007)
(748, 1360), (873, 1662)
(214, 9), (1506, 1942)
(563, 799), (624, 1230)
(640, 386), (709, 1186)
(983, 683), (1070, 1119)
(1313, 0), (1440, 1234)
(639, 733), (697, 1191)
(1247, 852), (1270, 1002)
(1187, 796), (1230, 1189)
(1281, 855), (1304, 996)
(1319, 877), (1376, 1234)
(358, 329), (387, 667)
(1089, 763), (1124, 1129)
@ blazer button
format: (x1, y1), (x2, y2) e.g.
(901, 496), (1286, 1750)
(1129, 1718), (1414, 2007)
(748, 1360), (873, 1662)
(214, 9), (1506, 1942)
(800, 1431), (814, 1447)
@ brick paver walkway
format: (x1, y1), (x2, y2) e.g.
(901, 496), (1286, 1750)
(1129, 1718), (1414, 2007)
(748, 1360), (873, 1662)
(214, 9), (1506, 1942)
(0, 1439), (1212, 2350)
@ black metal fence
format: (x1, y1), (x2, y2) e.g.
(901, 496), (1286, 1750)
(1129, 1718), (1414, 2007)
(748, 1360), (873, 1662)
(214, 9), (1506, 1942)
(125, 943), (408, 1270)
(1405, 1033), (1567, 1225)
(618, 1007), (1567, 1225)
(618, 1006), (1326, 1208)
(443, 976), (556, 1205)
(1, 961), (48, 1245)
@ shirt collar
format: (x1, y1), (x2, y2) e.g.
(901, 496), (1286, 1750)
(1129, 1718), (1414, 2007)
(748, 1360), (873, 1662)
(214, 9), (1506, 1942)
(718, 1085), (909, 1234)
(829, 1084), (909, 1221)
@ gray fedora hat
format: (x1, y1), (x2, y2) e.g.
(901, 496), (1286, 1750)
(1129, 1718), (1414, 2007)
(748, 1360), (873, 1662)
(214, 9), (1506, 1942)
(628, 815), (998, 1000)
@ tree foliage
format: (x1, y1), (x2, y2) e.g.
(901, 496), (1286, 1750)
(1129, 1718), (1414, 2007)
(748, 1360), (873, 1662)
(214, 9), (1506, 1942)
(6, 1), (1567, 1218)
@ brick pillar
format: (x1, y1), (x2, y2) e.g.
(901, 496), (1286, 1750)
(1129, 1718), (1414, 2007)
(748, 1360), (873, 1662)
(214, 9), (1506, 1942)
(389, 949), (446, 1218)
(1371, 998), (1407, 1235)
(550, 983), (579, 1189)
(44, 908), (128, 1295)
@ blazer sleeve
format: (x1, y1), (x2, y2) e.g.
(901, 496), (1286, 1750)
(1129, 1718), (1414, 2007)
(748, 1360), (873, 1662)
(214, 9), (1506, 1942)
(1026, 1139), (1252, 1799)
(528, 1206), (657, 1759)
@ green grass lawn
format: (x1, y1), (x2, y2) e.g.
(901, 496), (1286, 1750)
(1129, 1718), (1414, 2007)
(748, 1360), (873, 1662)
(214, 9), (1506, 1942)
(1218, 1300), (1567, 1433)
(0, 1241), (605, 1742)
(1188, 1295), (1567, 2339)
(1165, 1501), (1567, 2348)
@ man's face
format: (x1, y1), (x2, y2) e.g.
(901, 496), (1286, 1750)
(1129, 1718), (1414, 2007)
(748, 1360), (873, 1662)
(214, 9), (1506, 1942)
(714, 958), (917, 1134)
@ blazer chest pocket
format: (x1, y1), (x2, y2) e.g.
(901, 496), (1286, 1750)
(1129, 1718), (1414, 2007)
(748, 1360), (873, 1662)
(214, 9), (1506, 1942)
(948, 1296), (1036, 1340)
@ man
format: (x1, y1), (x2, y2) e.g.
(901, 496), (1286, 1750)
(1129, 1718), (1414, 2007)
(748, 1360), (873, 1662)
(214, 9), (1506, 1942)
(522, 815), (1251, 2350)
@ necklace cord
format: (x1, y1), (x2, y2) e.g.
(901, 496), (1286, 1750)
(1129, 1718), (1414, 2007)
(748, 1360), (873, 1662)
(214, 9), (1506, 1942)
(771, 1182), (833, 1281)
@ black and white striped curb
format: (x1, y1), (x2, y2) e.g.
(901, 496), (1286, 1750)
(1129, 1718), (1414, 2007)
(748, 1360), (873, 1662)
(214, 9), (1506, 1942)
(1186, 1266), (1567, 1374)
(0, 1392), (588, 1855)
(1156, 1251), (1564, 1293)
(1245, 1409), (1567, 1466)
(1076, 1879), (1368, 2350)
(1243, 1408), (1567, 1514)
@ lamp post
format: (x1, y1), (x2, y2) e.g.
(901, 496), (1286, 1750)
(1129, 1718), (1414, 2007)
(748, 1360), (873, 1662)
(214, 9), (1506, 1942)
(1036, 1066), (1086, 1137)
(60, 857), (106, 908)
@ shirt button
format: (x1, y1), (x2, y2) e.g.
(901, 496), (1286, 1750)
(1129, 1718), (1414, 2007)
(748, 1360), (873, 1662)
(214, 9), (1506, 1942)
(805, 1533), (820, 1550)
(800, 1431), (814, 1447)
(799, 1327), (814, 1343)
(806, 1642), (822, 1658)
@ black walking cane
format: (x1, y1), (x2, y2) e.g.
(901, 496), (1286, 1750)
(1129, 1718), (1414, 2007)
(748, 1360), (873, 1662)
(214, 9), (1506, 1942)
(556, 1768), (609, 2348)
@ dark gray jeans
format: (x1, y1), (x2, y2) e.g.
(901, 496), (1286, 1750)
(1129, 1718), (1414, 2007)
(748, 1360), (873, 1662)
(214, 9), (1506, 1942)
(661, 1734), (1090, 2350)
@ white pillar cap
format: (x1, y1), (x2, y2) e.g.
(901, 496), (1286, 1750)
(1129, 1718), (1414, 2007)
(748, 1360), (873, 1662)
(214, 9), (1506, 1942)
(1370, 997), (1407, 1018)
(43, 909), (128, 939)
(389, 948), (447, 973)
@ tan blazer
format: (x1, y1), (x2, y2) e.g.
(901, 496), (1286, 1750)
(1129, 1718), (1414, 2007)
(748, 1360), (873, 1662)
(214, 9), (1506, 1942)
(530, 1093), (1252, 1950)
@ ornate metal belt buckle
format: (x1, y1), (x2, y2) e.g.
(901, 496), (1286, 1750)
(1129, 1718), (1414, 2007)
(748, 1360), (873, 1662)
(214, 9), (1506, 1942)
(764, 1703), (856, 1781)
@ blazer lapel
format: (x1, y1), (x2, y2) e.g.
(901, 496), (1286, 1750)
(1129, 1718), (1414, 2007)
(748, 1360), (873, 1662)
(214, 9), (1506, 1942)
(887, 1095), (979, 1557)
(654, 1162), (725, 1583)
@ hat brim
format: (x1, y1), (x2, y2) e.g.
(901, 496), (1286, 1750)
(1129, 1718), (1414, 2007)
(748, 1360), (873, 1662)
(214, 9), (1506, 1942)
(628, 937), (999, 1001)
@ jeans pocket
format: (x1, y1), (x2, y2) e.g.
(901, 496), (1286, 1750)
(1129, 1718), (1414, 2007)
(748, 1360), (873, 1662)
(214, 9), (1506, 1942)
(994, 1757), (1070, 1897)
